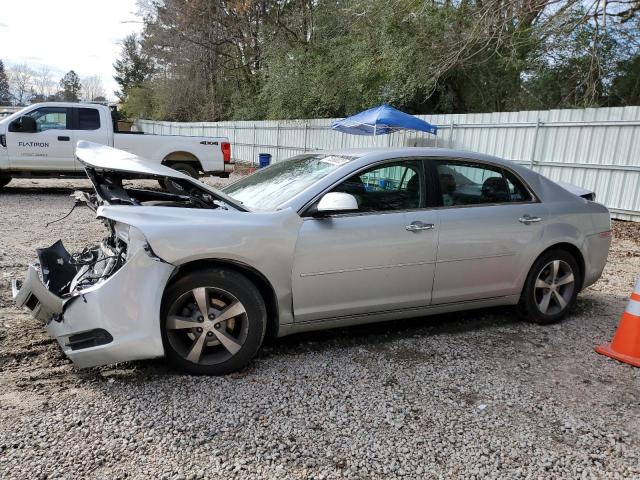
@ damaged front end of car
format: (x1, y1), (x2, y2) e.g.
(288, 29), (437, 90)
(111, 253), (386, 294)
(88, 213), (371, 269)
(12, 215), (175, 367)
(11, 141), (246, 367)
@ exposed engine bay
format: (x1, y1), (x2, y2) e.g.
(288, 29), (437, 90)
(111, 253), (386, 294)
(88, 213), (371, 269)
(34, 224), (128, 301)
(82, 167), (237, 210)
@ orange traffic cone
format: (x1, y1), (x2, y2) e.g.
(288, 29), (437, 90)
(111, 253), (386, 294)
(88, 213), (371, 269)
(596, 278), (640, 367)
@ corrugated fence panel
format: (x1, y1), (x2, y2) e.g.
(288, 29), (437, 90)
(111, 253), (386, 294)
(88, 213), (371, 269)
(136, 106), (640, 221)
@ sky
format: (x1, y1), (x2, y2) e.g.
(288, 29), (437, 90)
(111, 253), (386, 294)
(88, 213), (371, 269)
(0, 0), (142, 100)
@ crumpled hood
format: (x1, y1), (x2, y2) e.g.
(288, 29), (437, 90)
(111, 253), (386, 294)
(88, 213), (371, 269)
(76, 140), (243, 209)
(77, 141), (194, 179)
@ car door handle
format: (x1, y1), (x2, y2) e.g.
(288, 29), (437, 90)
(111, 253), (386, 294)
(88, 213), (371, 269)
(58, 136), (70, 141)
(519, 215), (542, 224)
(405, 221), (435, 232)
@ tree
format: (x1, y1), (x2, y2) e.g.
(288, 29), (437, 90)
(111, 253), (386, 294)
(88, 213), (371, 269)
(32, 66), (55, 100)
(0, 60), (10, 106)
(113, 34), (154, 100)
(8, 63), (34, 105)
(609, 54), (640, 105)
(116, 0), (640, 121)
(81, 75), (106, 101)
(59, 70), (81, 102)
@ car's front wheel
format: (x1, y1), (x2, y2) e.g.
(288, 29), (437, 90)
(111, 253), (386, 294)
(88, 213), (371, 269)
(161, 269), (267, 375)
(519, 249), (581, 324)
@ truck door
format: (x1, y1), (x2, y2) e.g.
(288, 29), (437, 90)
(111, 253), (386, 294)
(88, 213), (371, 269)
(70, 107), (108, 171)
(7, 106), (75, 171)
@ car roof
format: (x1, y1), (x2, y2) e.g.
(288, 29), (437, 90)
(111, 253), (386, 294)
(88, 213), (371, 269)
(313, 147), (518, 168)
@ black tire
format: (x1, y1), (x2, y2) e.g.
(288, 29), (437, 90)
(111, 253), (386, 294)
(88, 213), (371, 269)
(0, 177), (11, 188)
(518, 249), (581, 325)
(161, 269), (267, 375)
(163, 162), (199, 194)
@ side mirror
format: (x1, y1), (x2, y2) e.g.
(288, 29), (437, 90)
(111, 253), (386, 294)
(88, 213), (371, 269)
(313, 192), (359, 216)
(9, 116), (37, 133)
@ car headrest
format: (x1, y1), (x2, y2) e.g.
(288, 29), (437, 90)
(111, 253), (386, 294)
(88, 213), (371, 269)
(439, 173), (456, 194)
(481, 176), (510, 201)
(336, 176), (366, 195)
(406, 174), (419, 194)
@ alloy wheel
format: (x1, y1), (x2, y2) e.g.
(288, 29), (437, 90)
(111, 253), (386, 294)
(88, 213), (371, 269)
(533, 259), (575, 316)
(165, 286), (249, 365)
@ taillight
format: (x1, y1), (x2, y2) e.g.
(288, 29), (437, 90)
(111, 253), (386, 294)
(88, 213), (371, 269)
(221, 142), (231, 163)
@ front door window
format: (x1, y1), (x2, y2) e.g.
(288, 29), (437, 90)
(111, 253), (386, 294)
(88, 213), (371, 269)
(331, 160), (424, 212)
(26, 107), (68, 132)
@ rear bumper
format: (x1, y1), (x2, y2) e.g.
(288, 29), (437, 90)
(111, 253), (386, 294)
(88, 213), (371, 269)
(13, 249), (175, 368)
(204, 163), (235, 176)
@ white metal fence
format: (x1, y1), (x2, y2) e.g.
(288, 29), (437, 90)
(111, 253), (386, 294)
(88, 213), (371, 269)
(137, 106), (640, 221)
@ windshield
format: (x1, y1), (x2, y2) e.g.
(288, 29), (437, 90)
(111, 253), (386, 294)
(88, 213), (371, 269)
(223, 153), (355, 210)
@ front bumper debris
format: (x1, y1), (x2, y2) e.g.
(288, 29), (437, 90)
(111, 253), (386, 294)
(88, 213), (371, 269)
(12, 239), (175, 368)
(12, 265), (67, 323)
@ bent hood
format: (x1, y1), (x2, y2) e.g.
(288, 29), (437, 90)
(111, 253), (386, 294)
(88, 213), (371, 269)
(75, 141), (245, 210)
(77, 140), (192, 178)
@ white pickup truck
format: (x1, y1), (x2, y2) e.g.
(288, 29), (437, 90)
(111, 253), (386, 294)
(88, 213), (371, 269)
(0, 102), (233, 191)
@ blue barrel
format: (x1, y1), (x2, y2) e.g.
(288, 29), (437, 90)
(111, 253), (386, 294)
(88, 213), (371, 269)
(258, 153), (272, 168)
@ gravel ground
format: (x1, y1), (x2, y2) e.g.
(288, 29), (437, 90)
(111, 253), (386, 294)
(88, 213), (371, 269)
(0, 176), (639, 479)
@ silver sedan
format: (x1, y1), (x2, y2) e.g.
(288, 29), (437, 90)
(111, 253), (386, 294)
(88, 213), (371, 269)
(13, 142), (611, 374)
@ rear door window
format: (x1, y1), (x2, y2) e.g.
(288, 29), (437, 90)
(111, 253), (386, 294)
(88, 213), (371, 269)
(435, 160), (532, 206)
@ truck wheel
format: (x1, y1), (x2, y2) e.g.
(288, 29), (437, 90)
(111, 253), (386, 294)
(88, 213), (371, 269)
(0, 177), (11, 188)
(163, 163), (199, 194)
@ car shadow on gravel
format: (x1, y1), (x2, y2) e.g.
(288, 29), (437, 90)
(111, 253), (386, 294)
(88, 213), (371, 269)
(74, 306), (518, 381)
(261, 306), (521, 354)
(56, 296), (612, 382)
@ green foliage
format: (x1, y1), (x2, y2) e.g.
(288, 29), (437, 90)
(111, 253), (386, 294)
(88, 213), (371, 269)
(115, 0), (640, 121)
(113, 34), (154, 101)
(609, 54), (640, 106)
(59, 70), (81, 102)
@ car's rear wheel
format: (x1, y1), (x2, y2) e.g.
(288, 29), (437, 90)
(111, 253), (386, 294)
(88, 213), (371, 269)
(161, 269), (267, 375)
(0, 176), (11, 188)
(161, 162), (199, 194)
(519, 249), (581, 324)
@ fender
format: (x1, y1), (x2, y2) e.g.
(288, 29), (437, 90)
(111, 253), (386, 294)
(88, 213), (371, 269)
(517, 220), (586, 293)
(96, 205), (304, 325)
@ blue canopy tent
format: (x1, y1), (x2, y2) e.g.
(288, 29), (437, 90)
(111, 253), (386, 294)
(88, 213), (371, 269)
(331, 104), (438, 137)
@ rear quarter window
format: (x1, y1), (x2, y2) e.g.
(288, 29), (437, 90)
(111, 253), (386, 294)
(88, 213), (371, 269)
(76, 108), (101, 130)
